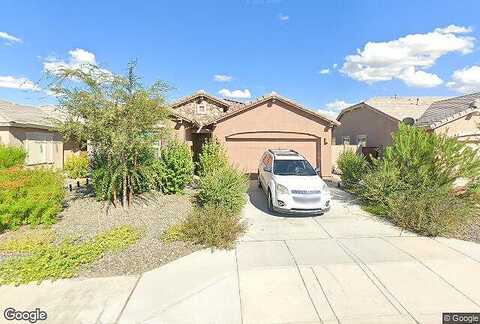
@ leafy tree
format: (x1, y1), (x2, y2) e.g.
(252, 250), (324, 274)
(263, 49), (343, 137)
(49, 62), (170, 206)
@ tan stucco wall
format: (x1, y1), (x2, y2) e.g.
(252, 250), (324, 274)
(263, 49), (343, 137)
(211, 99), (334, 177)
(434, 113), (480, 142)
(334, 105), (399, 147)
(331, 144), (358, 171)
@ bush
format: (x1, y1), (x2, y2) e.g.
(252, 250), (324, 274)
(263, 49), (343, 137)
(162, 205), (246, 249)
(197, 166), (248, 215)
(0, 145), (26, 169)
(158, 141), (194, 194)
(197, 138), (228, 177)
(0, 168), (65, 231)
(64, 152), (89, 179)
(337, 150), (370, 191)
(0, 225), (140, 285)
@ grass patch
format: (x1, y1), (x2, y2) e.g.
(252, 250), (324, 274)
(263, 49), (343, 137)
(0, 229), (55, 253)
(0, 225), (140, 285)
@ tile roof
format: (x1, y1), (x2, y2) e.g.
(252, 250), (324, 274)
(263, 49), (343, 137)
(365, 96), (448, 121)
(416, 92), (480, 128)
(0, 100), (57, 129)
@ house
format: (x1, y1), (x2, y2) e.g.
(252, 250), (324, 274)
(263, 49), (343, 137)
(0, 100), (81, 168)
(170, 90), (339, 178)
(333, 96), (447, 147)
(416, 92), (480, 144)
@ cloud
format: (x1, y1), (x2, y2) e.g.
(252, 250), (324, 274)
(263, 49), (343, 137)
(218, 88), (252, 99)
(341, 25), (474, 88)
(318, 68), (330, 75)
(0, 76), (39, 91)
(213, 74), (233, 82)
(332, 63), (338, 69)
(0, 31), (22, 44)
(43, 48), (110, 77)
(317, 100), (355, 117)
(447, 65), (480, 93)
(279, 14), (289, 21)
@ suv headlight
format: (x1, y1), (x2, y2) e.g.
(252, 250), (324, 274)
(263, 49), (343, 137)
(276, 183), (289, 195)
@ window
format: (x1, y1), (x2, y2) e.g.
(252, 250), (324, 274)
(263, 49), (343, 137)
(197, 104), (207, 114)
(273, 159), (317, 176)
(357, 135), (367, 147)
(342, 136), (351, 145)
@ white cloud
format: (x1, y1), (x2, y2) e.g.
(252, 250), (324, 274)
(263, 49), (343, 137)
(0, 76), (39, 91)
(0, 31), (22, 44)
(218, 88), (251, 99)
(214, 74), (233, 82)
(341, 25), (474, 88)
(332, 63), (338, 69)
(447, 65), (480, 93)
(317, 100), (354, 117)
(43, 48), (110, 77)
(279, 14), (289, 21)
(318, 68), (330, 75)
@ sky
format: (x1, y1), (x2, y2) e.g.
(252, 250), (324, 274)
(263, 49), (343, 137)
(1, 0), (480, 117)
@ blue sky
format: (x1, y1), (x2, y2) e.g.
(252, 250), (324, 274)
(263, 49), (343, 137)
(1, 0), (480, 116)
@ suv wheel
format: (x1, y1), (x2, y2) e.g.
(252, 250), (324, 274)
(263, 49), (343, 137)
(267, 189), (274, 212)
(257, 171), (262, 188)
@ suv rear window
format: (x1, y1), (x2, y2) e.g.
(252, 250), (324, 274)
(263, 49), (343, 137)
(273, 159), (317, 176)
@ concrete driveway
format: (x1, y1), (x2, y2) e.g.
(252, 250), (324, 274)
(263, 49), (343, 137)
(2, 184), (480, 324)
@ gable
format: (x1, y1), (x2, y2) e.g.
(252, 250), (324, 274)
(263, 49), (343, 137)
(173, 96), (227, 125)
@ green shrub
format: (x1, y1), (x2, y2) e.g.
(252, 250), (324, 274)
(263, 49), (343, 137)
(0, 225), (140, 285)
(197, 166), (248, 215)
(0, 229), (55, 253)
(0, 145), (26, 169)
(158, 141), (194, 194)
(337, 150), (370, 191)
(162, 205), (246, 249)
(197, 138), (228, 176)
(0, 168), (65, 231)
(64, 152), (89, 179)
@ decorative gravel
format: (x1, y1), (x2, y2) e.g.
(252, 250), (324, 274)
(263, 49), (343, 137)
(452, 214), (480, 244)
(0, 189), (197, 278)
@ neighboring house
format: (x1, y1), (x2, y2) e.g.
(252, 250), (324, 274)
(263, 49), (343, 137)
(333, 96), (447, 147)
(170, 90), (339, 178)
(416, 92), (480, 144)
(0, 100), (81, 168)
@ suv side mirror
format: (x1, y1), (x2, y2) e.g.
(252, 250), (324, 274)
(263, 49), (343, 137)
(263, 166), (272, 173)
(315, 167), (320, 174)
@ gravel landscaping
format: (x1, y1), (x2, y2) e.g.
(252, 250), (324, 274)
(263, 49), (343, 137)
(453, 214), (480, 244)
(0, 189), (198, 278)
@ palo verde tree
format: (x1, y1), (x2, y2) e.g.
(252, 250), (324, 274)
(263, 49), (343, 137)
(49, 62), (171, 207)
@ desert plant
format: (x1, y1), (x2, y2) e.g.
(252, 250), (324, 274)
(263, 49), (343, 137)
(336, 150), (370, 191)
(64, 152), (89, 179)
(197, 165), (248, 215)
(0, 145), (27, 169)
(0, 168), (65, 231)
(197, 137), (229, 176)
(158, 141), (194, 194)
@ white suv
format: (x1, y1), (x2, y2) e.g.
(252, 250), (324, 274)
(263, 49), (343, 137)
(258, 149), (331, 215)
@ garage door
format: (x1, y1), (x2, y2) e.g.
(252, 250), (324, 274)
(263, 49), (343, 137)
(225, 138), (320, 174)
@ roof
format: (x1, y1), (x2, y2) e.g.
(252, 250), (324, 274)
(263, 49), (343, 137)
(0, 100), (57, 129)
(170, 90), (235, 109)
(416, 92), (480, 128)
(338, 96), (448, 122)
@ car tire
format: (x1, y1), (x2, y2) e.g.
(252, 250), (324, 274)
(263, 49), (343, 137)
(257, 171), (262, 188)
(267, 189), (274, 212)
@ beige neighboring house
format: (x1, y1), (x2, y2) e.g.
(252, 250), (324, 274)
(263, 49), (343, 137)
(333, 96), (447, 147)
(0, 100), (81, 168)
(170, 90), (339, 178)
(416, 92), (480, 144)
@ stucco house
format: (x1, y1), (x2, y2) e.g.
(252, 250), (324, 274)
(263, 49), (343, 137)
(0, 100), (81, 168)
(416, 92), (480, 144)
(333, 96), (447, 147)
(170, 91), (339, 178)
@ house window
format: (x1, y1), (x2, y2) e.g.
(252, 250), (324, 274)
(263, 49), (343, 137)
(197, 104), (207, 114)
(357, 135), (367, 147)
(342, 136), (351, 145)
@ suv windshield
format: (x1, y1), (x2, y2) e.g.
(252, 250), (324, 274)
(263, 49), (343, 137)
(273, 159), (317, 176)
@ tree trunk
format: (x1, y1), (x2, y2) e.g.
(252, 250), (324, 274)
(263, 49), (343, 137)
(122, 168), (127, 208)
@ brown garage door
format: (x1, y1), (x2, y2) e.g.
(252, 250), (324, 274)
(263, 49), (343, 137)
(225, 138), (320, 174)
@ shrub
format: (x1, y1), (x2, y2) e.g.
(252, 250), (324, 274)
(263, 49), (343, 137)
(0, 229), (55, 253)
(0, 168), (65, 231)
(162, 205), (246, 249)
(0, 225), (140, 285)
(337, 150), (370, 191)
(158, 141), (194, 194)
(0, 145), (26, 169)
(197, 138), (228, 177)
(197, 166), (248, 215)
(64, 152), (89, 179)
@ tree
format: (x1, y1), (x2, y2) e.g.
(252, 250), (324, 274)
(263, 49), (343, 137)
(49, 62), (171, 207)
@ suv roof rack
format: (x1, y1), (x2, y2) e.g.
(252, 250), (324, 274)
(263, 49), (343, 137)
(268, 149), (300, 156)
